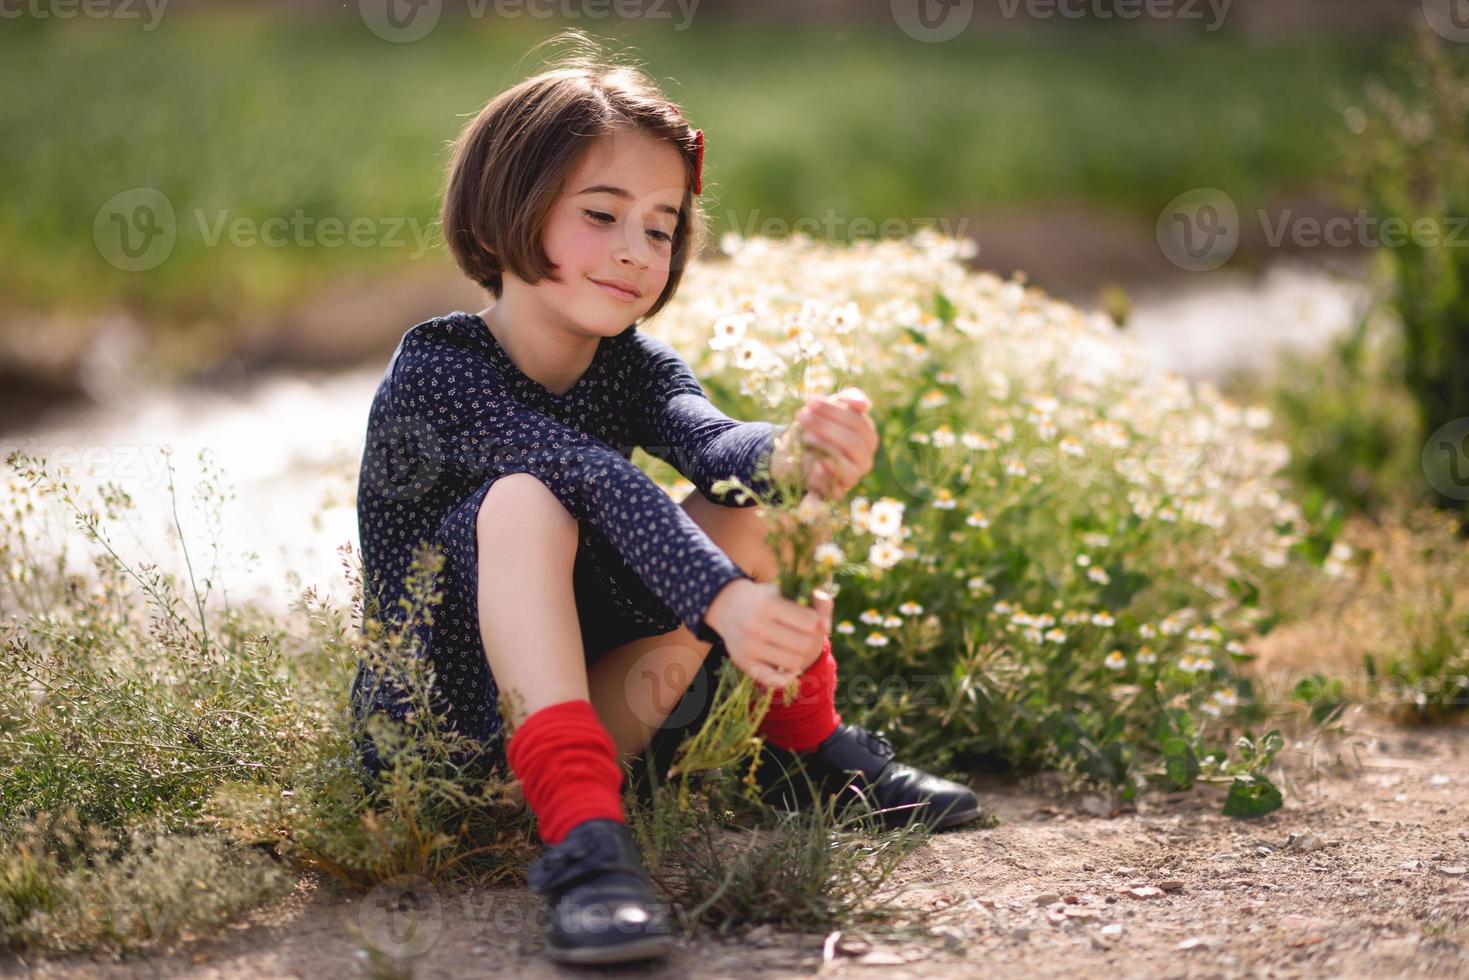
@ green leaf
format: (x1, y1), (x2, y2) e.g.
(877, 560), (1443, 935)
(933, 289), (957, 324)
(1222, 773), (1283, 819)
(1257, 729), (1285, 764)
(1162, 736), (1199, 790)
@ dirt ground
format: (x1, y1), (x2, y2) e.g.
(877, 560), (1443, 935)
(6, 710), (1468, 980)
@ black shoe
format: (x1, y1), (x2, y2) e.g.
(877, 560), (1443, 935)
(755, 723), (989, 831)
(527, 818), (677, 965)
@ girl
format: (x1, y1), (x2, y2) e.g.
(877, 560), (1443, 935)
(351, 37), (984, 966)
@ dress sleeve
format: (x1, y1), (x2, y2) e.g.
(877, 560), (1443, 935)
(393, 328), (749, 643)
(628, 331), (791, 508)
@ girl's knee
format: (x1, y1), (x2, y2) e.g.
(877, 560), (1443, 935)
(680, 490), (775, 581)
(476, 473), (578, 549)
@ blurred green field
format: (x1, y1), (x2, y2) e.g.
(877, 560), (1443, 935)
(0, 14), (1392, 329)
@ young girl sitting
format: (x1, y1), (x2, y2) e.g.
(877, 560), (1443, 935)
(350, 37), (984, 966)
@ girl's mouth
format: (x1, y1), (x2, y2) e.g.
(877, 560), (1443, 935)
(591, 279), (639, 302)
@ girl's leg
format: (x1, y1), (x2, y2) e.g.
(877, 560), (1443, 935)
(474, 473), (588, 725)
(587, 490), (779, 760)
(477, 476), (675, 960)
(476, 473), (621, 842)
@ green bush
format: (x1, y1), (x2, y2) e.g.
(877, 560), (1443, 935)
(1225, 297), (1420, 521)
(647, 233), (1309, 812)
(1340, 26), (1469, 520)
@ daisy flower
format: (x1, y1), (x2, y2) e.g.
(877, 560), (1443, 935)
(795, 492), (826, 526)
(815, 542), (844, 571)
(709, 313), (751, 351)
(868, 540), (903, 569)
(920, 390), (950, 410)
(867, 498), (905, 538)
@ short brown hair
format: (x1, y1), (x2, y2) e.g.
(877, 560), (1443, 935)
(441, 33), (708, 322)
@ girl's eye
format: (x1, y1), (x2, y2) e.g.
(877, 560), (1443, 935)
(584, 209), (673, 245)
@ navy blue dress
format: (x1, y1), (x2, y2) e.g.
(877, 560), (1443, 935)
(350, 310), (787, 774)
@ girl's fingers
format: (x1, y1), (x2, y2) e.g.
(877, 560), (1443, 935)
(756, 665), (786, 690)
(767, 639), (811, 674)
(771, 604), (827, 638)
(805, 413), (872, 475)
(754, 661), (793, 689)
(760, 637), (809, 674)
(810, 397), (876, 445)
(813, 590), (834, 633)
(812, 459), (837, 497)
(803, 427), (858, 483)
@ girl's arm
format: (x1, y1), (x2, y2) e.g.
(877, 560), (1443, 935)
(390, 324), (751, 643)
(627, 331), (792, 508)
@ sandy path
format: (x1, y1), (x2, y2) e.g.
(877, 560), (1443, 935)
(7, 712), (1468, 979)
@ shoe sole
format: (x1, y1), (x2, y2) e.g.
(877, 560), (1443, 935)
(874, 802), (992, 832)
(932, 804), (990, 830)
(545, 933), (677, 965)
(768, 798), (993, 832)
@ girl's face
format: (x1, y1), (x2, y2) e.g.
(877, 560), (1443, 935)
(532, 125), (687, 335)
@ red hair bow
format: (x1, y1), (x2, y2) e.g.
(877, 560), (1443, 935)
(691, 128), (704, 196)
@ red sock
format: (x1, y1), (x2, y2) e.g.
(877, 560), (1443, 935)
(754, 636), (842, 754)
(505, 699), (625, 845)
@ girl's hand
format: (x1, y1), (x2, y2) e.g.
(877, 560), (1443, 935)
(772, 387), (878, 502)
(705, 579), (833, 690)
